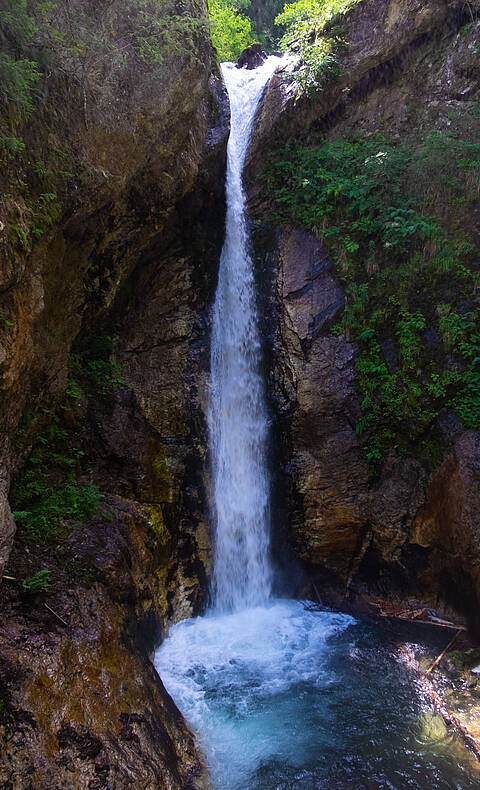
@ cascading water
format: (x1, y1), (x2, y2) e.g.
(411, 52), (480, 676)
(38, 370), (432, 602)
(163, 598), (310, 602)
(154, 59), (480, 790)
(208, 59), (278, 612)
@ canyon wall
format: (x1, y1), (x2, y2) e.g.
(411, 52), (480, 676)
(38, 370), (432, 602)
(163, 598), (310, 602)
(0, 1), (228, 786)
(248, 0), (480, 628)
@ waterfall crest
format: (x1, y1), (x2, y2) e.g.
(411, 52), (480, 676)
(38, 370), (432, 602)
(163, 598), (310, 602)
(208, 59), (279, 612)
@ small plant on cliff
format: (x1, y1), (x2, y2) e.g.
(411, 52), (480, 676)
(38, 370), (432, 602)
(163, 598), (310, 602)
(12, 330), (126, 542)
(22, 569), (51, 593)
(294, 38), (341, 96)
(0, 0), (40, 122)
(13, 399), (102, 543)
(14, 465), (102, 543)
(275, 0), (360, 95)
(0, 53), (40, 114)
(69, 333), (125, 395)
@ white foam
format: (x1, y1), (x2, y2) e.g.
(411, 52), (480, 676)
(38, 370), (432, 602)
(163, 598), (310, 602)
(155, 600), (354, 789)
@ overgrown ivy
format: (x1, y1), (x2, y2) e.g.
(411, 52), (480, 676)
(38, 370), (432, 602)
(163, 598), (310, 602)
(267, 131), (480, 469)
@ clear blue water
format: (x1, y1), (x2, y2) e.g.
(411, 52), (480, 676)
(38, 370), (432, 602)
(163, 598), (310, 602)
(155, 600), (480, 789)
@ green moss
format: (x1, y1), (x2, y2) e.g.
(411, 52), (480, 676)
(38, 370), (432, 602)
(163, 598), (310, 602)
(145, 505), (170, 551)
(151, 450), (173, 501)
(449, 648), (480, 670)
(267, 131), (480, 470)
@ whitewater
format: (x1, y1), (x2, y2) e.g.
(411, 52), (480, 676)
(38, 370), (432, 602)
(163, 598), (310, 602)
(155, 58), (479, 790)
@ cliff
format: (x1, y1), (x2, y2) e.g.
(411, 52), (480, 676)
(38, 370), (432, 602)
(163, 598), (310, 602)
(248, 0), (480, 629)
(0, 0), (228, 786)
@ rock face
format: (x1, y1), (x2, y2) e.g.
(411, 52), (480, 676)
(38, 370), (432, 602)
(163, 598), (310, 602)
(248, 0), (480, 629)
(237, 43), (267, 70)
(247, 0), (480, 183)
(0, 0), (229, 785)
(0, 501), (204, 789)
(259, 225), (427, 587)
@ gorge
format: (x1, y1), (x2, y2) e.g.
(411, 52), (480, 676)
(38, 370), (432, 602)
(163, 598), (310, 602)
(1, 0), (480, 787)
(156, 47), (480, 790)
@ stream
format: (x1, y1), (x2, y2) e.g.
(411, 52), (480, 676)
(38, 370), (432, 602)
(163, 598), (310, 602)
(155, 58), (480, 789)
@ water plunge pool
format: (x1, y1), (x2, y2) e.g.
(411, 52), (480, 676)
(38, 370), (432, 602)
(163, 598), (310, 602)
(155, 600), (479, 789)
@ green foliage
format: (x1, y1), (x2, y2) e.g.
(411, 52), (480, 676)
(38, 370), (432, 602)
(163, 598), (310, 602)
(294, 38), (341, 96)
(133, 10), (207, 65)
(9, 222), (28, 250)
(275, 0), (360, 95)
(13, 408), (102, 542)
(244, 0), (284, 50)
(275, 0), (360, 36)
(0, 0), (36, 39)
(22, 569), (51, 593)
(30, 191), (62, 238)
(0, 54), (40, 114)
(0, 1), (40, 122)
(11, 334), (126, 542)
(70, 333), (125, 394)
(0, 135), (25, 158)
(209, 0), (255, 61)
(267, 131), (480, 469)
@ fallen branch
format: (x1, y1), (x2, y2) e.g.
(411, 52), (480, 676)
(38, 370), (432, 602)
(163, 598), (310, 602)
(44, 602), (68, 627)
(393, 617), (466, 631)
(1, 575), (16, 581)
(399, 644), (480, 762)
(425, 629), (462, 677)
(312, 583), (323, 606)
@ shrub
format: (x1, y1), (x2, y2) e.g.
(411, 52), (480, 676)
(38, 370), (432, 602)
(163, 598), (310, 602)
(274, 0), (361, 95)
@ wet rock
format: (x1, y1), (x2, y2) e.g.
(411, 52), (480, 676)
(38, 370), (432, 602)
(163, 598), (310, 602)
(0, 587), (204, 789)
(412, 432), (480, 632)
(237, 43), (267, 70)
(0, 0), (229, 785)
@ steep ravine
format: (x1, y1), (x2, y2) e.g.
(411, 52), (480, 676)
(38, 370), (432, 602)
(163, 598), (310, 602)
(248, 0), (480, 630)
(1, 0), (480, 784)
(0, 1), (228, 786)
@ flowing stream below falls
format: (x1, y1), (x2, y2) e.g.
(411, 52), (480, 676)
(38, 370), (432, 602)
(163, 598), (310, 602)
(155, 60), (480, 789)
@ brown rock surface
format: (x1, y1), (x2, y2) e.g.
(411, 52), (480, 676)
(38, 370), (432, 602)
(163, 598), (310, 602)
(256, 219), (479, 625)
(0, 499), (204, 789)
(247, 0), (480, 186)
(248, 0), (480, 627)
(0, 0), (229, 785)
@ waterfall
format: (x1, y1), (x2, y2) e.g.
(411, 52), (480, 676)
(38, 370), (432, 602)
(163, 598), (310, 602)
(208, 58), (280, 612)
(154, 61), (480, 790)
